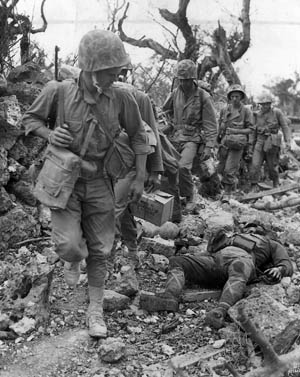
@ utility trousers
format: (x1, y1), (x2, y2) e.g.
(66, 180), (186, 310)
(51, 176), (115, 288)
(250, 136), (280, 185)
(169, 246), (255, 308)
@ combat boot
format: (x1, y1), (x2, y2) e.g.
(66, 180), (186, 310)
(272, 178), (279, 188)
(87, 285), (107, 338)
(139, 267), (185, 312)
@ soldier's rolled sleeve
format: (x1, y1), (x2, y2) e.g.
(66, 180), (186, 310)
(202, 93), (218, 148)
(22, 80), (58, 135)
(120, 91), (151, 155)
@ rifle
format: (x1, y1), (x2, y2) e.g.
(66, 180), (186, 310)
(54, 45), (60, 81)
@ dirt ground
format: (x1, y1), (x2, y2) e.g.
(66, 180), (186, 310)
(0, 244), (255, 377)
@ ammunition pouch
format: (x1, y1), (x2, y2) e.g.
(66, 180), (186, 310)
(231, 234), (256, 254)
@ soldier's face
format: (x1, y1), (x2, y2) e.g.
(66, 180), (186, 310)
(94, 67), (122, 88)
(260, 103), (271, 112)
(179, 79), (194, 92)
(230, 92), (243, 105)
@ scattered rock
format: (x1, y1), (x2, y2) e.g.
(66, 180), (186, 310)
(98, 337), (126, 363)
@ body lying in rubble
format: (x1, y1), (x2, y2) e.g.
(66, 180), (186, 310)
(140, 222), (293, 329)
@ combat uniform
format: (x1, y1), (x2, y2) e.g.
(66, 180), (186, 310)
(217, 101), (254, 191)
(250, 107), (291, 187)
(162, 83), (217, 199)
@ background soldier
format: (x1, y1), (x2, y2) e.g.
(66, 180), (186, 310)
(217, 84), (254, 195)
(249, 93), (291, 190)
(162, 59), (217, 208)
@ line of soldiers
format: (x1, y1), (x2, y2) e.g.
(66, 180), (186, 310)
(22, 28), (293, 339)
(161, 59), (292, 199)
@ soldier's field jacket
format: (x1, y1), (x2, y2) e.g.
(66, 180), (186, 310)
(162, 84), (217, 147)
(254, 107), (291, 145)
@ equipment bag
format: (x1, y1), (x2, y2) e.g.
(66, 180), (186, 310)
(90, 104), (135, 181)
(33, 84), (96, 209)
(223, 133), (248, 150)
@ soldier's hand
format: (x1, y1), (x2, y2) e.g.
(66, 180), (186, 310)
(128, 178), (144, 203)
(145, 172), (161, 193)
(264, 267), (283, 283)
(49, 124), (73, 148)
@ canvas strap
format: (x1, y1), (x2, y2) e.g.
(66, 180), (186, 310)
(57, 83), (96, 158)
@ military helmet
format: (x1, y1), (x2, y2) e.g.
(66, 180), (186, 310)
(78, 30), (130, 72)
(257, 93), (273, 104)
(227, 84), (246, 100)
(242, 219), (267, 235)
(175, 59), (197, 79)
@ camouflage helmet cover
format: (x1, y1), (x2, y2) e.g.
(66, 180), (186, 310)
(257, 93), (273, 103)
(78, 29), (130, 72)
(227, 84), (246, 100)
(175, 59), (197, 79)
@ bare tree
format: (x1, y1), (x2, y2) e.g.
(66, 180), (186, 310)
(0, 0), (47, 72)
(117, 0), (251, 87)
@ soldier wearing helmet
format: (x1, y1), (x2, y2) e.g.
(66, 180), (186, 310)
(217, 84), (255, 195)
(22, 29), (150, 339)
(249, 92), (291, 191)
(162, 59), (218, 208)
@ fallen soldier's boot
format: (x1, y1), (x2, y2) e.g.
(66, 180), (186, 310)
(139, 291), (179, 312)
(205, 307), (226, 329)
(64, 261), (81, 288)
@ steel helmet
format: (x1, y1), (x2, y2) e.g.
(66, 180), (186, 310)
(257, 93), (273, 104)
(175, 59), (197, 79)
(227, 84), (246, 100)
(78, 30), (130, 72)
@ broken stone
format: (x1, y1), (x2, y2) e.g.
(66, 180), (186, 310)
(109, 265), (139, 297)
(229, 289), (298, 342)
(0, 96), (22, 151)
(204, 210), (235, 234)
(212, 339), (226, 349)
(0, 313), (10, 331)
(179, 216), (206, 238)
(98, 337), (126, 363)
(103, 290), (130, 311)
(182, 289), (221, 303)
(9, 316), (36, 335)
(0, 186), (14, 214)
(139, 290), (178, 313)
(151, 254), (169, 272)
(157, 221), (180, 240)
(0, 147), (10, 186)
(0, 205), (40, 252)
(139, 236), (175, 258)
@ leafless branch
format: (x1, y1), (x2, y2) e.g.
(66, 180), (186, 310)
(31, 0), (48, 33)
(118, 2), (177, 59)
(145, 58), (166, 93)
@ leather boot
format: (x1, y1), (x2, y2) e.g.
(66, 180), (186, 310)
(87, 285), (107, 338)
(140, 267), (185, 312)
